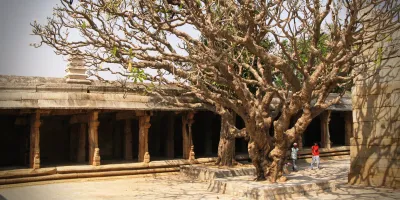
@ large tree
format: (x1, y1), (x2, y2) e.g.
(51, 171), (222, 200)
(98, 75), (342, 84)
(32, 0), (399, 182)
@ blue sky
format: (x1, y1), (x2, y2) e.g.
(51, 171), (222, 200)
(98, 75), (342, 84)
(0, 0), (199, 81)
(0, 0), (68, 78)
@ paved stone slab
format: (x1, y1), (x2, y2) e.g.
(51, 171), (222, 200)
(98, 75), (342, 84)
(297, 183), (400, 199)
(0, 174), (244, 200)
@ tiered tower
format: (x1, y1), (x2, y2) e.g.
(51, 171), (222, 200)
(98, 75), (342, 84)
(65, 54), (91, 84)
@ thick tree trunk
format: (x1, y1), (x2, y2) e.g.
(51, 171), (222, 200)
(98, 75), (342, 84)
(247, 136), (288, 182)
(215, 113), (236, 166)
(247, 135), (271, 181)
(216, 136), (235, 166)
(247, 108), (314, 183)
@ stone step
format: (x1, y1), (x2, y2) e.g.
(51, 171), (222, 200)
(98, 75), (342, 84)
(208, 176), (340, 200)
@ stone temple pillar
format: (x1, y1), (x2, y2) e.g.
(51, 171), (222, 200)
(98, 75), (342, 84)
(182, 112), (195, 159)
(138, 115), (151, 162)
(320, 110), (331, 149)
(77, 123), (86, 163)
(30, 112), (41, 169)
(124, 119), (133, 160)
(88, 111), (100, 166)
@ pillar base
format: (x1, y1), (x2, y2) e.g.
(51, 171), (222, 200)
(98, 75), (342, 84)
(144, 152), (150, 163)
(33, 151), (40, 169)
(92, 148), (101, 166)
(189, 145), (195, 161)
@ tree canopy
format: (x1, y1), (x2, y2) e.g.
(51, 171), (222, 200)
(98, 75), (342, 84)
(32, 0), (400, 182)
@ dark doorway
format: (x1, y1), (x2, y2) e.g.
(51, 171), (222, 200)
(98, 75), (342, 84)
(329, 111), (346, 146)
(211, 115), (221, 155)
(98, 113), (118, 161)
(235, 115), (247, 154)
(192, 112), (209, 158)
(303, 116), (321, 147)
(0, 115), (28, 169)
(40, 115), (70, 166)
(174, 114), (183, 158)
(148, 112), (167, 160)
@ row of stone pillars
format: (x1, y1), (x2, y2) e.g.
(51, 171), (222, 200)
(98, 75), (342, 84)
(296, 110), (352, 149)
(28, 110), (197, 169)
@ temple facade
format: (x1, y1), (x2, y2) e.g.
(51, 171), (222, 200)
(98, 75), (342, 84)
(0, 75), (352, 171)
(0, 56), (353, 172)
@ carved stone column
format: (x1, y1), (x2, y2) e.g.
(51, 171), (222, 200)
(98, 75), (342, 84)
(124, 119), (133, 160)
(182, 112), (195, 159)
(88, 111), (100, 166)
(77, 123), (86, 163)
(320, 110), (331, 149)
(138, 115), (151, 162)
(344, 112), (352, 146)
(166, 114), (175, 158)
(30, 112), (41, 169)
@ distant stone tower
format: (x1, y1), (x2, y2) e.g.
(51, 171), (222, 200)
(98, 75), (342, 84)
(65, 54), (91, 84)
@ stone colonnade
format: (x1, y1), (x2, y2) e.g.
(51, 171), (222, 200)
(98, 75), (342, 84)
(297, 110), (353, 149)
(28, 110), (203, 169)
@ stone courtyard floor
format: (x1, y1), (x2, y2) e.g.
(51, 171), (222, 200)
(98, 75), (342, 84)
(0, 173), (243, 200)
(0, 159), (399, 200)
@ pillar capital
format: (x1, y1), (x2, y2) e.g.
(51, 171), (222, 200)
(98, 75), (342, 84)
(89, 121), (100, 127)
(32, 121), (41, 128)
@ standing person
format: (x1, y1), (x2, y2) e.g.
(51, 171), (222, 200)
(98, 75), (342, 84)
(310, 142), (320, 169)
(291, 143), (299, 172)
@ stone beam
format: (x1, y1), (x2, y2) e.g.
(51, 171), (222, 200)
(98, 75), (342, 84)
(70, 115), (89, 124)
(116, 112), (136, 121)
(135, 110), (153, 117)
(22, 109), (51, 115)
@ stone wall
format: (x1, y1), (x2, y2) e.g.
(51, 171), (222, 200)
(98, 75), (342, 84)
(349, 31), (400, 188)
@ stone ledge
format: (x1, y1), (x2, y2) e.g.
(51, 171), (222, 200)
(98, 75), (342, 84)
(0, 158), (218, 185)
(180, 165), (255, 181)
(208, 175), (341, 200)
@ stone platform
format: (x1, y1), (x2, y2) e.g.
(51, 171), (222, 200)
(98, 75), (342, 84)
(0, 158), (216, 185)
(180, 163), (255, 181)
(182, 159), (350, 200)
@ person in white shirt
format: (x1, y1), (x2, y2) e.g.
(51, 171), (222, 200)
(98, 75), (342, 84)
(291, 143), (299, 172)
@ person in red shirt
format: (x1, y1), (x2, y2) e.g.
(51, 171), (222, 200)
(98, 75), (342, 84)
(310, 142), (320, 169)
